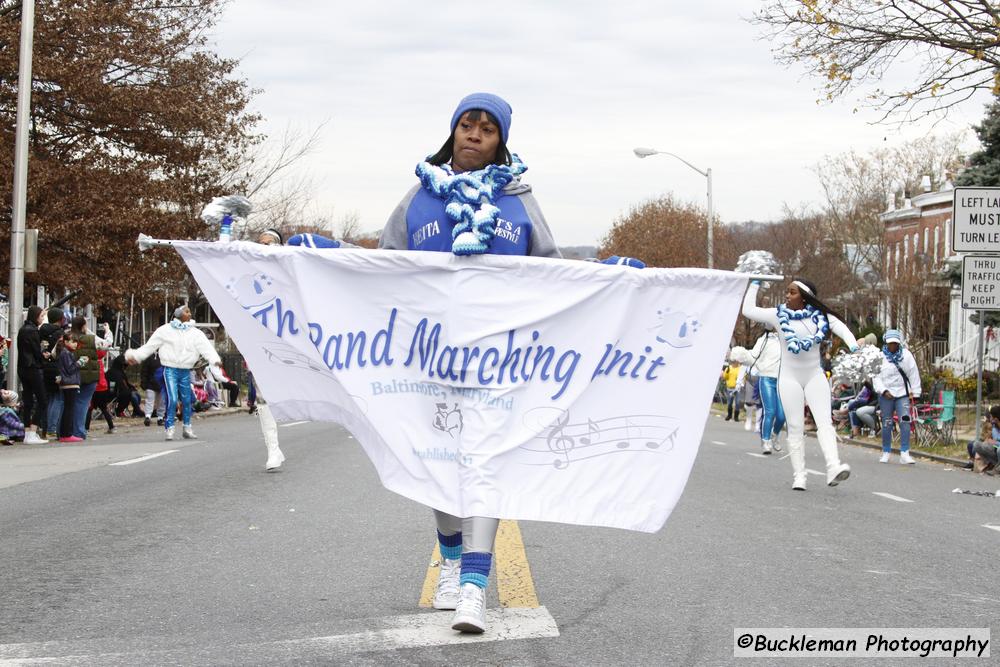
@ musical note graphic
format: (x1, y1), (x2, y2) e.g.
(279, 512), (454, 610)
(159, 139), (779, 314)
(580, 419), (600, 445)
(546, 410), (575, 469)
(519, 409), (679, 469)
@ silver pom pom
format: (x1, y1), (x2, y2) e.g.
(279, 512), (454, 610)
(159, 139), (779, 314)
(735, 250), (779, 276)
(200, 195), (253, 225)
(728, 346), (754, 364)
(830, 345), (884, 385)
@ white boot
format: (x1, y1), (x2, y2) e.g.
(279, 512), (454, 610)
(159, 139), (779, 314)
(432, 558), (461, 610)
(165, 426), (175, 441)
(744, 412), (753, 430)
(258, 404), (285, 471)
(761, 438), (773, 455)
(792, 472), (807, 491)
(182, 424), (197, 440)
(451, 583), (487, 633)
(788, 435), (807, 490)
(816, 425), (850, 485)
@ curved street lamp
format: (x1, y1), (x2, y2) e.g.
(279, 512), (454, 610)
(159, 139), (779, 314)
(633, 147), (714, 269)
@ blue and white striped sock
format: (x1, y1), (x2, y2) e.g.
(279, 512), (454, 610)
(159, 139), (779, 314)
(460, 551), (492, 589)
(437, 530), (462, 561)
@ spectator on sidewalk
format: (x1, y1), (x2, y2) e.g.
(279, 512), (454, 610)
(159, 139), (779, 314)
(16, 306), (49, 444)
(967, 405), (1000, 473)
(846, 380), (878, 438)
(140, 353), (163, 427)
(86, 348), (116, 434)
(873, 329), (921, 465)
(39, 308), (66, 440)
(69, 318), (113, 440)
(125, 306), (222, 441)
(721, 358), (742, 422)
(55, 333), (83, 443)
(107, 352), (141, 417)
(209, 363), (239, 407)
(0, 389), (25, 445)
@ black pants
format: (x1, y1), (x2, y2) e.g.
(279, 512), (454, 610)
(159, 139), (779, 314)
(114, 385), (142, 416)
(60, 387), (78, 438)
(18, 367), (47, 432)
(219, 381), (239, 407)
(86, 390), (115, 430)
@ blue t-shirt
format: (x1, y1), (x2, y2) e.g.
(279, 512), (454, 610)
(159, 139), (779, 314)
(405, 188), (532, 255)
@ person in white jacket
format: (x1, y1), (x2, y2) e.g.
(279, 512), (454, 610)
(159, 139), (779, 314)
(873, 329), (921, 465)
(125, 306), (221, 441)
(748, 327), (785, 454)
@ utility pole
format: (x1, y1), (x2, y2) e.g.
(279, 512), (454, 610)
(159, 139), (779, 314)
(6, 0), (36, 389)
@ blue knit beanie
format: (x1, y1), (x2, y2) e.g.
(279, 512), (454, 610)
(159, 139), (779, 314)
(450, 92), (512, 143)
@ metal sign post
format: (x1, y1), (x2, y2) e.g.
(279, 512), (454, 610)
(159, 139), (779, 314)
(954, 187), (1000, 439)
(959, 253), (1000, 442)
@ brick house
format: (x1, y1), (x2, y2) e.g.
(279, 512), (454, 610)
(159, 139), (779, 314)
(879, 184), (998, 373)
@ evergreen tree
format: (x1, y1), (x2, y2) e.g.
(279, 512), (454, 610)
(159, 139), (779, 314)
(956, 94), (1000, 187)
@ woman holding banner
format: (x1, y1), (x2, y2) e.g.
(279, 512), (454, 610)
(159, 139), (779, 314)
(290, 92), (639, 633)
(377, 92), (562, 634)
(742, 279), (858, 491)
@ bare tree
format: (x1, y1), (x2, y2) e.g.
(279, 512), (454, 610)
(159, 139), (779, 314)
(754, 0), (1000, 122)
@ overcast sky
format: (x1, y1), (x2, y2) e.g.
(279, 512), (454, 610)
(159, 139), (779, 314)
(210, 0), (988, 247)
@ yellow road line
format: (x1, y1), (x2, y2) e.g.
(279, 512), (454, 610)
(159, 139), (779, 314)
(418, 543), (442, 608)
(417, 519), (540, 609)
(495, 519), (540, 608)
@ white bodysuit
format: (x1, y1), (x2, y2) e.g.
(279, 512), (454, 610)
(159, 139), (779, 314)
(742, 283), (859, 484)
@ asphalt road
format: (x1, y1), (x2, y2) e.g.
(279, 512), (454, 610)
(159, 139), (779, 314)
(0, 412), (997, 666)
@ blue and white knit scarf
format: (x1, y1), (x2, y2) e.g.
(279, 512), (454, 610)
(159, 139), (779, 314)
(415, 155), (527, 255)
(776, 304), (829, 354)
(170, 318), (192, 331)
(882, 345), (903, 364)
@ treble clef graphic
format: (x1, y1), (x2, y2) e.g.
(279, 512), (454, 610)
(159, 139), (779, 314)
(546, 411), (575, 469)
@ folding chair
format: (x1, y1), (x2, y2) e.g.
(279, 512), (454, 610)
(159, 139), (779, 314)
(914, 390), (956, 446)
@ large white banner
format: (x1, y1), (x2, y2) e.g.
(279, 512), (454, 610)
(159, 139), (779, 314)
(173, 242), (748, 532)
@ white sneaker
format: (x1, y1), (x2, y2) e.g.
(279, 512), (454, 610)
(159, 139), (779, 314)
(792, 473), (807, 491)
(744, 416), (752, 431)
(23, 431), (48, 444)
(451, 583), (487, 633)
(879, 452), (891, 463)
(761, 439), (773, 455)
(432, 558), (461, 610)
(827, 463), (851, 486)
(900, 451), (916, 465)
(182, 425), (197, 440)
(265, 447), (285, 471)
(165, 426), (175, 441)
(771, 438), (782, 452)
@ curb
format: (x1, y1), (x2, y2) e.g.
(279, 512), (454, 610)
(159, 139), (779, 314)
(709, 407), (970, 467)
(84, 406), (247, 438)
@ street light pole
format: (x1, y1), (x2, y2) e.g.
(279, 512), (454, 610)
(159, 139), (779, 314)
(7, 0), (36, 389)
(634, 147), (714, 269)
(706, 167), (713, 270)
